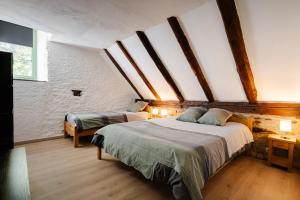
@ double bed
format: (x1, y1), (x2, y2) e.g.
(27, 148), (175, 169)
(64, 111), (149, 147)
(92, 117), (253, 200)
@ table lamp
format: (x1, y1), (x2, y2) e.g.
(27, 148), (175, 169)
(160, 109), (168, 117)
(152, 108), (159, 118)
(279, 119), (292, 139)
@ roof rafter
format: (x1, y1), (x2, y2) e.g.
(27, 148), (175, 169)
(104, 49), (144, 100)
(136, 31), (184, 102)
(216, 0), (257, 104)
(116, 40), (161, 100)
(168, 16), (214, 102)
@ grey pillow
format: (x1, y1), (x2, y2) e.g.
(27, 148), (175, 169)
(197, 108), (232, 126)
(176, 107), (207, 123)
(126, 101), (148, 112)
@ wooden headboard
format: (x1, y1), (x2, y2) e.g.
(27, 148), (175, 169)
(136, 99), (300, 117)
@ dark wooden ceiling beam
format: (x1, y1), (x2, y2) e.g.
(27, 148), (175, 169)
(136, 99), (300, 117)
(167, 16), (214, 102)
(104, 49), (144, 100)
(216, 0), (257, 104)
(116, 40), (161, 100)
(136, 31), (184, 102)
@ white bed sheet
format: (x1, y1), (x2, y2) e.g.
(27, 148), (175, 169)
(122, 111), (149, 122)
(149, 118), (253, 158)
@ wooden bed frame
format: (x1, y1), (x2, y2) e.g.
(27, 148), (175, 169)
(97, 147), (102, 160)
(64, 121), (99, 147)
(96, 145), (249, 161)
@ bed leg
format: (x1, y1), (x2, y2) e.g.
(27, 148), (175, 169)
(74, 132), (79, 148)
(64, 122), (69, 138)
(97, 147), (102, 160)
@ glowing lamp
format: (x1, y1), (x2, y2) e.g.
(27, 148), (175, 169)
(280, 119), (292, 132)
(152, 108), (159, 115)
(160, 109), (168, 117)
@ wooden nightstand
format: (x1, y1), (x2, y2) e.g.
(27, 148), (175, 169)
(268, 134), (296, 171)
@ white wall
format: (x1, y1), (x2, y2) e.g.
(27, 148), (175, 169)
(14, 42), (136, 142)
(236, 0), (300, 102)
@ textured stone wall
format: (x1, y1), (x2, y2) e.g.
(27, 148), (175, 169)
(241, 113), (300, 134)
(244, 113), (300, 168)
(13, 42), (137, 142)
(159, 107), (300, 136)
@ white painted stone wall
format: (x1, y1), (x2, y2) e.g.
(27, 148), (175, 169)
(13, 42), (137, 142)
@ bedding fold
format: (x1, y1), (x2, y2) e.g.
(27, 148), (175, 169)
(92, 121), (231, 200)
(65, 112), (128, 132)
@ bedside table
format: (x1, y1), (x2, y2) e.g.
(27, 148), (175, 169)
(268, 134), (296, 171)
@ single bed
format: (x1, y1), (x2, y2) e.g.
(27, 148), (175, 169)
(64, 111), (149, 147)
(91, 118), (253, 200)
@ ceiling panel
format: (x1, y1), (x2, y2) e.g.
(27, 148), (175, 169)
(236, 0), (300, 102)
(145, 22), (208, 101)
(0, 0), (208, 48)
(180, 1), (247, 102)
(122, 35), (178, 100)
(107, 44), (155, 99)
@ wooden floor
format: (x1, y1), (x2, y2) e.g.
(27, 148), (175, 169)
(23, 138), (300, 200)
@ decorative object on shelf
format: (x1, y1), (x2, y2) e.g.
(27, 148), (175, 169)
(72, 89), (82, 96)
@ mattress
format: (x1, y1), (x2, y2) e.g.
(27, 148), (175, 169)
(92, 118), (253, 200)
(66, 111), (149, 131)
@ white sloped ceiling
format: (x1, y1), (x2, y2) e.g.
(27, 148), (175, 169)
(145, 22), (208, 101)
(0, 0), (207, 48)
(107, 44), (155, 99)
(111, 0), (247, 102)
(179, 1), (247, 101)
(3, 0), (300, 103)
(122, 35), (178, 100)
(236, 0), (300, 102)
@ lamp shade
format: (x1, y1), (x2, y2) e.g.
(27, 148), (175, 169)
(152, 108), (159, 115)
(160, 109), (168, 116)
(280, 119), (292, 132)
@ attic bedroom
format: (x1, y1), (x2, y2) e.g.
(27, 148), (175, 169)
(0, 0), (299, 200)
